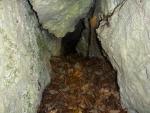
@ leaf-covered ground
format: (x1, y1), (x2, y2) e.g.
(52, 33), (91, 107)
(38, 54), (127, 113)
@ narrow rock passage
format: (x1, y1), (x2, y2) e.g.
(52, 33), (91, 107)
(38, 54), (127, 113)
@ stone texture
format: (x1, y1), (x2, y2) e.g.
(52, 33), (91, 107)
(0, 0), (50, 113)
(76, 29), (89, 57)
(30, 0), (93, 37)
(99, 0), (124, 16)
(97, 0), (150, 113)
(42, 30), (62, 56)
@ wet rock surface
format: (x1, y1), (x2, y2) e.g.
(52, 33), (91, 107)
(38, 54), (127, 113)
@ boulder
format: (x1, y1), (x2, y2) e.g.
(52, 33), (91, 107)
(0, 1), (50, 113)
(30, 0), (93, 37)
(97, 0), (150, 113)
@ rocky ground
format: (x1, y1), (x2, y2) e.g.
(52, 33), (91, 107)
(38, 54), (127, 113)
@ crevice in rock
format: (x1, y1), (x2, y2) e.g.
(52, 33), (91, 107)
(98, 0), (127, 28)
(27, 0), (127, 112)
(26, 0), (42, 28)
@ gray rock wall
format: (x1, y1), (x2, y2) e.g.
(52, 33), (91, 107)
(97, 0), (150, 113)
(0, 0), (50, 113)
(42, 30), (62, 56)
(30, 0), (93, 37)
(99, 0), (124, 16)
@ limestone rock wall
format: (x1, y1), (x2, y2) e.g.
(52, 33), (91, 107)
(42, 30), (62, 56)
(97, 0), (150, 113)
(30, 0), (93, 37)
(99, 0), (124, 16)
(0, 0), (50, 113)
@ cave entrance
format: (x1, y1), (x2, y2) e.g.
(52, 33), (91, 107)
(37, 18), (127, 112)
(61, 18), (103, 58)
(36, 0), (127, 112)
(61, 19), (85, 56)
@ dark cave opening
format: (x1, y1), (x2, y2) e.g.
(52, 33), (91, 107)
(61, 18), (103, 58)
(61, 19), (85, 56)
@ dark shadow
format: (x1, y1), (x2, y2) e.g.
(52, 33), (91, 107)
(61, 19), (85, 56)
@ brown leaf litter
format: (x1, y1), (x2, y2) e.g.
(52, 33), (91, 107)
(38, 54), (127, 113)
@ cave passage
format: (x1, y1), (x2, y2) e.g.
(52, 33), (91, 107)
(37, 20), (127, 113)
(37, 0), (127, 112)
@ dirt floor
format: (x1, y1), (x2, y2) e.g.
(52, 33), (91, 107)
(38, 54), (127, 113)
